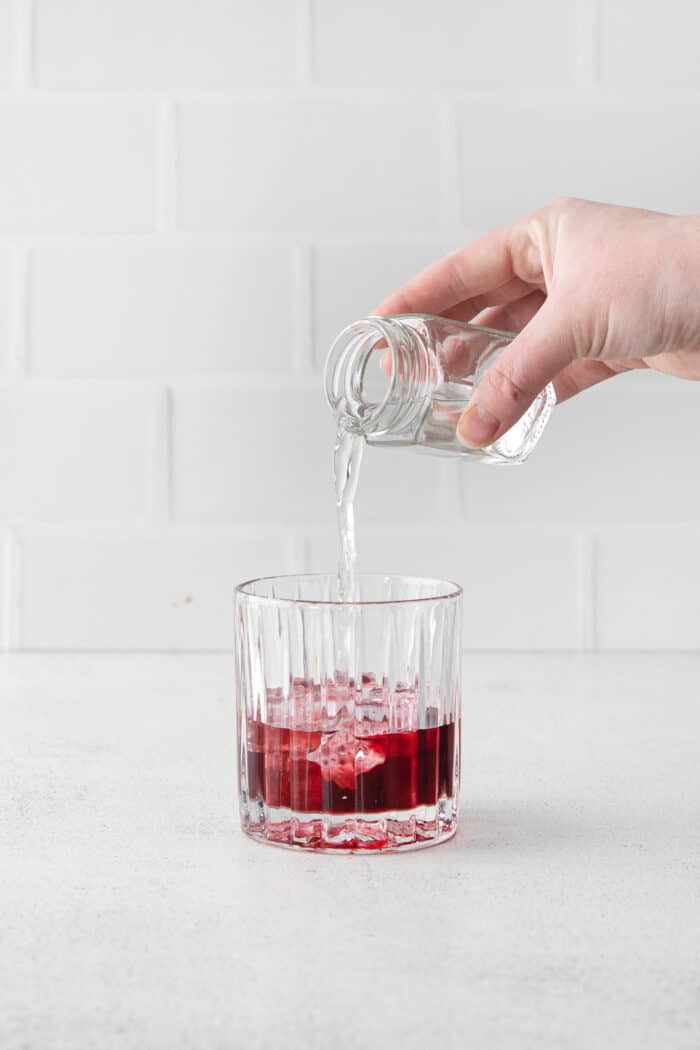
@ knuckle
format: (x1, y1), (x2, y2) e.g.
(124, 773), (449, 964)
(483, 362), (529, 405)
(548, 195), (574, 212)
(548, 195), (588, 219)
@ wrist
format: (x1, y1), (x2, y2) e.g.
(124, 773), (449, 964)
(667, 214), (700, 342)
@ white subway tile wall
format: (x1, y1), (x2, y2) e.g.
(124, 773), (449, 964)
(0, 383), (155, 521)
(30, 238), (298, 376)
(0, 3), (12, 89)
(457, 102), (700, 226)
(0, 102), (157, 233)
(0, 0), (698, 651)
(35, 0), (297, 90)
(171, 382), (336, 523)
(313, 0), (578, 91)
(312, 240), (459, 368)
(451, 381), (700, 526)
(597, 529), (700, 650)
(305, 527), (581, 651)
(18, 527), (299, 650)
(598, 1), (700, 91)
(177, 101), (443, 232)
(0, 528), (8, 648)
(0, 246), (10, 372)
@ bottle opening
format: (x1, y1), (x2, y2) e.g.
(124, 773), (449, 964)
(356, 330), (394, 416)
(324, 317), (433, 437)
(324, 318), (399, 434)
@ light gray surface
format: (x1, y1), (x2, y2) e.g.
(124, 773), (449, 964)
(2, 653), (700, 1049)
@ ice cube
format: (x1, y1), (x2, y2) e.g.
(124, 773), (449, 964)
(307, 727), (387, 789)
(354, 696), (390, 737)
(394, 685), (418, 732)
(264, 690), (288, 727)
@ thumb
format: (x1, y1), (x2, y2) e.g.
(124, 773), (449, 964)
(457, 300), (577, 448)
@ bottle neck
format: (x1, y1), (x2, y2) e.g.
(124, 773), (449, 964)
(324, 317), (437, 437)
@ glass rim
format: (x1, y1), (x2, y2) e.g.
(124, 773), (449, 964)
(235, 572), (463, 608)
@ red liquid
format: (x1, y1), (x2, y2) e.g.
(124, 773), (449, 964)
(245, 718), (455, 815)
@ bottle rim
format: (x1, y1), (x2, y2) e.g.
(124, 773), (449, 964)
(324, 316), (405, 434)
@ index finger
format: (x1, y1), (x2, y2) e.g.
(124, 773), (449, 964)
(374, 223), (516, 317)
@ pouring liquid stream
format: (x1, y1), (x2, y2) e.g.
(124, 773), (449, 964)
(333, 421), (364, 602)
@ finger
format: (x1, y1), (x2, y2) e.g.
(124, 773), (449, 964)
(642, 348), (700, 380)
(552, 359), (623, 402)
(439, 277), (536, 323)
(381, 290), (544, 382)
(457, 300), (576, 449)
(375, 224), (516, 318)
(472, 290), (546, 334)
(440, 292), (546, 381)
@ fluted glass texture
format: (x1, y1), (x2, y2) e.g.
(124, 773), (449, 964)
(236, 574), (462, 853)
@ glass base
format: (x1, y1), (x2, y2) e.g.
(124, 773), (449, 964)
(241, 797), (458, 853)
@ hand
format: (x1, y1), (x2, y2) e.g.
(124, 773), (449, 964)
(376, 198), (700, 448)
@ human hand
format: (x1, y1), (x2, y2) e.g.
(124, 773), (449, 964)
(376, 198), (700, 448)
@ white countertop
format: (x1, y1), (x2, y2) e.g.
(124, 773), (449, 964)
(2, 653), (700, 1049)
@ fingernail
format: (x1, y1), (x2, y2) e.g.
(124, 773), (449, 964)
(457, 403), (500, 448)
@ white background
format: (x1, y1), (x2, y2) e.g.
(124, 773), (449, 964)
(0, 0), (699, 652)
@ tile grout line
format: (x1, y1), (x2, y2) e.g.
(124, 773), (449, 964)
(12, 0), (34, 92)
(577, 531), (598, 651)
(575, 0), (600, 91)
(156, 98), (178, 232)
(295, 0), (314, 88)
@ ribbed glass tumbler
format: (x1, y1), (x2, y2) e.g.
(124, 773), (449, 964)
(235, 574), (462, 853)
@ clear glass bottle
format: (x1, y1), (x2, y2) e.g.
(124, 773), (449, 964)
(324, 314), (555, 464)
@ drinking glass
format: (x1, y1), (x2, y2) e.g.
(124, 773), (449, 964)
(235, 573), (462, 853)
